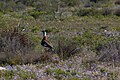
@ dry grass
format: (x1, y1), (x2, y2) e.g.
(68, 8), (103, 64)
(97, 41), (120, 62)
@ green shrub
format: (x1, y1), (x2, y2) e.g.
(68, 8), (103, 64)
(29, 11), (47, 19)
(108, 72), (119, 80)
(0, 28), (36, 65)
(73, 30), (115, 52)
(102, 8), (113, 16)
(77, 8), (101, 16)
(54, 37), (80, 60)
(67, 77), (80, 80)
(0, 70), (15, 79)
(0, 1), (26, 12)
(114, 8), (120, 16)
(100, 68), (108, 73)
(97, 41), (120, 62)
(45, 68), (76, 80)
(90, 0), (110, 3)
(115, 0), (120, 5)
(61, 0), (80, 7)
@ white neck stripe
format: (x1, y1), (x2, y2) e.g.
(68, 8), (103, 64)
(44, 32), (46, 36)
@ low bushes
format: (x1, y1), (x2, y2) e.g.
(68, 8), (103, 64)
(97, 41), (120, 62)
(77, 8), (120, 17)
(0, 16), (119, 65)
(73, 30), (119, 62)
(115, 0), (120, 5)
(102, 8), (113, 16)
(53, 37), (81, 60)
(0, 28), (35, 65)
(0, 27), (81, 65)
(114, 8), (120, 16)
(77, 8), (101, 16)
(61, 0), (80, 7)
(0, 1), (26, 12)
(29, 11), (47, 19)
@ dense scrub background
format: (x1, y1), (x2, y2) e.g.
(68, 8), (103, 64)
(0, 0), (120, 79)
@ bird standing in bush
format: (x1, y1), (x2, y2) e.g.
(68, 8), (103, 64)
(41, 30), (53, 51)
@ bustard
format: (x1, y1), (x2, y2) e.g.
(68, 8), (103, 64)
(41, 30), (53, 50)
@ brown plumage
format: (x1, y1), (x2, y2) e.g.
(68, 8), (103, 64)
(41, 30), (53, 49)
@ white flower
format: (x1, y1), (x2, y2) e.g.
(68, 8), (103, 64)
(0, 67), (6, 70)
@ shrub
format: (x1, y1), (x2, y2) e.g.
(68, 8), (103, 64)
(97, 41), (120, 62)
(34, 53), (53, 63)
(84, 3), (93, 8)
(108, 72), (119, 80)
(61, 0), (80, 7)
(54, 37), (80, 60)
(0, 1), (26, 12)
(14, 2), (26, 11)
(29, 11), (47, 19)
(77, 8), (101, 16)
(73, 30), (115, 53)
(45, 68), (78, 80)
(33, 0), (58, 14)
(114, 8), (120, 16)
(0, 28), (35, 65)
(102, 8), (113, 16)
(115, 0), (120, 5)
(90, 0), (99, 3)
(90, 0), (110, 3)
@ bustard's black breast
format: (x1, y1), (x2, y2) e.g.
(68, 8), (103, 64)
(41, 40), (53, 49)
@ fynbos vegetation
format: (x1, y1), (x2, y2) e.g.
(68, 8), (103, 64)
(0, 0), (120, 80)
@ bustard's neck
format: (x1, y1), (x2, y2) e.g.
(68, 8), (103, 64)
(43, 31), (46, 36)
(42, 31), (47, 40)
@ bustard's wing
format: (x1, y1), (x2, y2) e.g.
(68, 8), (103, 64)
(41, 40), (53, 49)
